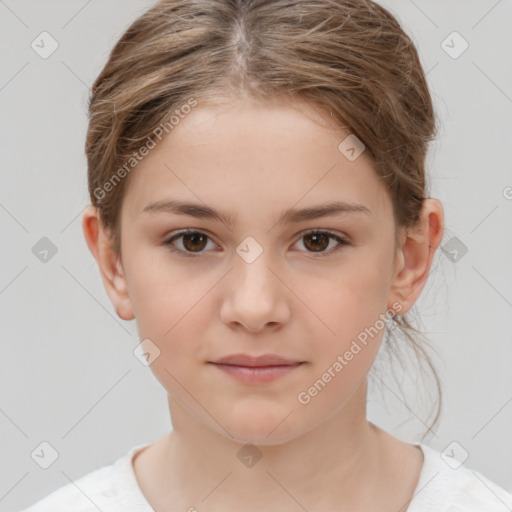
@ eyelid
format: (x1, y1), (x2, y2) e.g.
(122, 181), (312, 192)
(292, 228), (351, 258)
(163, 228), (219, 258)
(163, 227), (351, 258)
(295, 227), (348, 241)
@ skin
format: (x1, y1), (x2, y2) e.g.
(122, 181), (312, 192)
(82, 97), (444, 511)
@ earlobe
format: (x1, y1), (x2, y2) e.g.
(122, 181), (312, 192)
(81, 205), (135, 321)
(388, 199), (444, 313)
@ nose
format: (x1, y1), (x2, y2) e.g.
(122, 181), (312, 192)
(219, 256), (291, 333)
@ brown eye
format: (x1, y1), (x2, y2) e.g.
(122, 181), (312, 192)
(294, 230), (350, 257)
(181, 232), (208, 252)
(302, 232), (331, 252)
(164, 230), (216, 257)
(164, 229), (350, 259)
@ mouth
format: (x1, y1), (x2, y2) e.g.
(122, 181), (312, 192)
(207, 354), (305, 384)
(210, 353), (304, 367)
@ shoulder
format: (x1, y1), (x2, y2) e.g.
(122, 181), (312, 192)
(408, 443), (512, 512)
(20, 444), (152, 512)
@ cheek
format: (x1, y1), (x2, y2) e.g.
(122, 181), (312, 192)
(295, 273), (389, 416)
(126, 254), (212, 395)
(295, 248), (393, 389)
(126, 249), (220, 364)
(298, 258), (392, 343)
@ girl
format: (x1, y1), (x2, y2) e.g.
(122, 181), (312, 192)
(23, 0), (512, 510)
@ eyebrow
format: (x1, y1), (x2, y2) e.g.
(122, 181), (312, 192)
(141, 199), (372, 227)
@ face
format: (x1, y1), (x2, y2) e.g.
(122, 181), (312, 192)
(113, 98), (405, 444)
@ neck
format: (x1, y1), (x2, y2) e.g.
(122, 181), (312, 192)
(151, 381), (391, 511)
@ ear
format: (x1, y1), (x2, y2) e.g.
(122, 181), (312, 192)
(82, 205), (135, 321)
(388, 198), (444, 314)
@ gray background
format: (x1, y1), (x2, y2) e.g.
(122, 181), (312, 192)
(1, 1), (511, 510)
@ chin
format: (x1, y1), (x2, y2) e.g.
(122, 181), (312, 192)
(219, 410), (305, 446)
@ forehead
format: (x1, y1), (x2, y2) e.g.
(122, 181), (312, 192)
(121, 99), (392, 224)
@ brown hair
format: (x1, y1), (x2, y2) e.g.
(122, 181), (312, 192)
(85, 0), (443, 440)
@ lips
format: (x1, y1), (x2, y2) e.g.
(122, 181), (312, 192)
(208, 353), (305, 384)
(210, 353), (303, 367)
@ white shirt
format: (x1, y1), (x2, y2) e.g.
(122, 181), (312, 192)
(21, 442), (512, 511)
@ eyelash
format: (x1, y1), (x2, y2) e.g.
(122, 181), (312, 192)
(162, 229), (351, 258)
